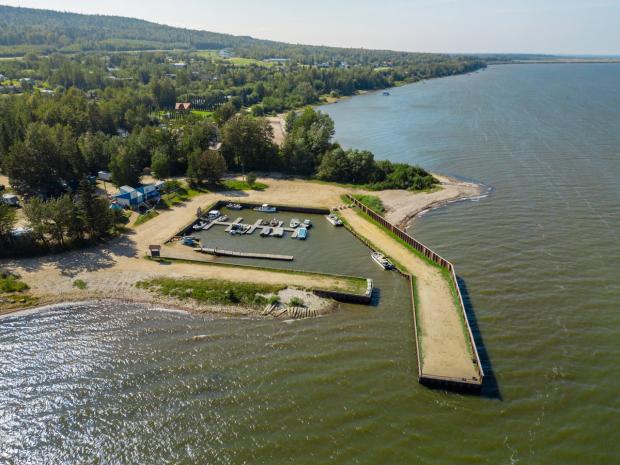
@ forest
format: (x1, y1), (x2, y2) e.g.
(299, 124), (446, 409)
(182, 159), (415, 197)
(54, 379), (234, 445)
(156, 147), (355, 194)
(0, 5), (479, 255)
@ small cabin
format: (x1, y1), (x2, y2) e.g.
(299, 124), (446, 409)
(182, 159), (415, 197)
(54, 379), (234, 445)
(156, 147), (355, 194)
(149, 245), (161, 258)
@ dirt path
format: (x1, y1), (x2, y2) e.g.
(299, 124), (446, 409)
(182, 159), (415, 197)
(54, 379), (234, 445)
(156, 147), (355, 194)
(340, 208), (478, 381)
(267, 115), (286, 146)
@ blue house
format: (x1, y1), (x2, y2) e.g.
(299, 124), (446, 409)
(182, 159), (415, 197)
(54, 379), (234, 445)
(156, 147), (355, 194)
(112, 182), (163, 209)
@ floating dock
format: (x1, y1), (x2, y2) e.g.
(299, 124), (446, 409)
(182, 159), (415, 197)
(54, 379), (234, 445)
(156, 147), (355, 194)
(204, 218), (299, 237)
(194, 247), (294, 261)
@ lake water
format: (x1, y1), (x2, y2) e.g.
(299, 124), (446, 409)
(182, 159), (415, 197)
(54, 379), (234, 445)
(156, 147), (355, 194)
(2, 64), (619, 464)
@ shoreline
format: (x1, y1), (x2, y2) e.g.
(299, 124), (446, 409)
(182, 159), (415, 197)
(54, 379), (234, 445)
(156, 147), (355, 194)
(1, 174), (485, 317)
(374, 173), (489, 230)
(0, 288), (339, 320)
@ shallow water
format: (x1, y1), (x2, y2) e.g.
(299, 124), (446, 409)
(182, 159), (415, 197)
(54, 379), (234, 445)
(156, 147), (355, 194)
(2, 64), (620, 464)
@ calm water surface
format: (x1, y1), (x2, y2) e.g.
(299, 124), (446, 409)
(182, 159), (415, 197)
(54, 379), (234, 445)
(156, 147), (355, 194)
(2, 64), (619, 464)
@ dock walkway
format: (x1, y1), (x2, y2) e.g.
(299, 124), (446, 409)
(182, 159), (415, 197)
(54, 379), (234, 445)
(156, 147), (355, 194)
(194, 247), (294, 261)
(205, 218), (298, 237)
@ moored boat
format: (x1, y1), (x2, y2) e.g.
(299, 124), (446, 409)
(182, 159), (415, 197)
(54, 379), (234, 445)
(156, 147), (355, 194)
(260, 227), (272, 237)
(226, 203), (243, 210)
(303, 219), (312, 228)
(269, 218), (279, 226)
(254, 204), (277, 213)
(371, 252), (394, 270)
(290, 218), (301, 228)
(326, 214), (343, 227)
(193, 221), (206, 230)
(207, 210), (220, 220)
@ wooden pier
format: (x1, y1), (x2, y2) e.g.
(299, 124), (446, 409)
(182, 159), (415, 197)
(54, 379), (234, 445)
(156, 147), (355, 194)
(194, 247), (294, 261)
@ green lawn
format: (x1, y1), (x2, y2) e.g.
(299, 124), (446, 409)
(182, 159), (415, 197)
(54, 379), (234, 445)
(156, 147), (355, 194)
(159, 182), (208, 208)
(134, 210), (159, 226)
(221, 179), (268, 191)
(191, 109), (214, 118)
(227, 57), (274, 67)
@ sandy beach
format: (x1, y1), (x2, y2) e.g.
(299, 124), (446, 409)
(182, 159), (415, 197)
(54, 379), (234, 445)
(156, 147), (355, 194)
(0, 175), (483, 316)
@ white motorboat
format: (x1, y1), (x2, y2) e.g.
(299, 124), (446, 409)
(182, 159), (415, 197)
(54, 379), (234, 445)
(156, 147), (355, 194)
(290, 218), (301, 228)
(254, 204), (277, 213)
(371, 252), (394, 270)
(326, 214), (343, 227)
(303, 219), (312, 228)
(193, 221), (206, 230)
(207, 210), (220, 220)
(226, 203), (243, 210)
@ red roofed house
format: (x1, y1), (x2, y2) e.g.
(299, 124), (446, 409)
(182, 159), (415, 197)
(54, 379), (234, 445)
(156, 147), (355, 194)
(175, 102), (192, 112)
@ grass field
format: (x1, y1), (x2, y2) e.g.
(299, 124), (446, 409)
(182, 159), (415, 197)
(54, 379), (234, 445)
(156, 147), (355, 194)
(227, 57), (274, 67)
(221, 179), (268, 191)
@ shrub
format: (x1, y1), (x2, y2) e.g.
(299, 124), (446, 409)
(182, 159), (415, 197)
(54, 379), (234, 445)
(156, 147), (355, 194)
(288, 296), (305, 307)
(0, 275), (29, 293)
(73, 279), (88, 290)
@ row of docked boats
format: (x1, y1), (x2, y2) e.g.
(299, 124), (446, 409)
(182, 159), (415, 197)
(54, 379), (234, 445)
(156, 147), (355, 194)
(289, 218), (312, 229)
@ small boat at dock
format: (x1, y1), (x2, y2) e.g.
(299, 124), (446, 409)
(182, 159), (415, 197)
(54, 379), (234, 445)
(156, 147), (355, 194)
(226, 203), (243, 210)
(297, 227), (308, 240)
(260, 227), (272, 237)
(290, 218), (301, 228)
(193, 221), (207, 230)
(303, 219), (312, 228)
(371, 252), (394, 270)
(269, 218), (279, 227)
(326, 214), (343, 227)
(255, 204), (277, 213)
